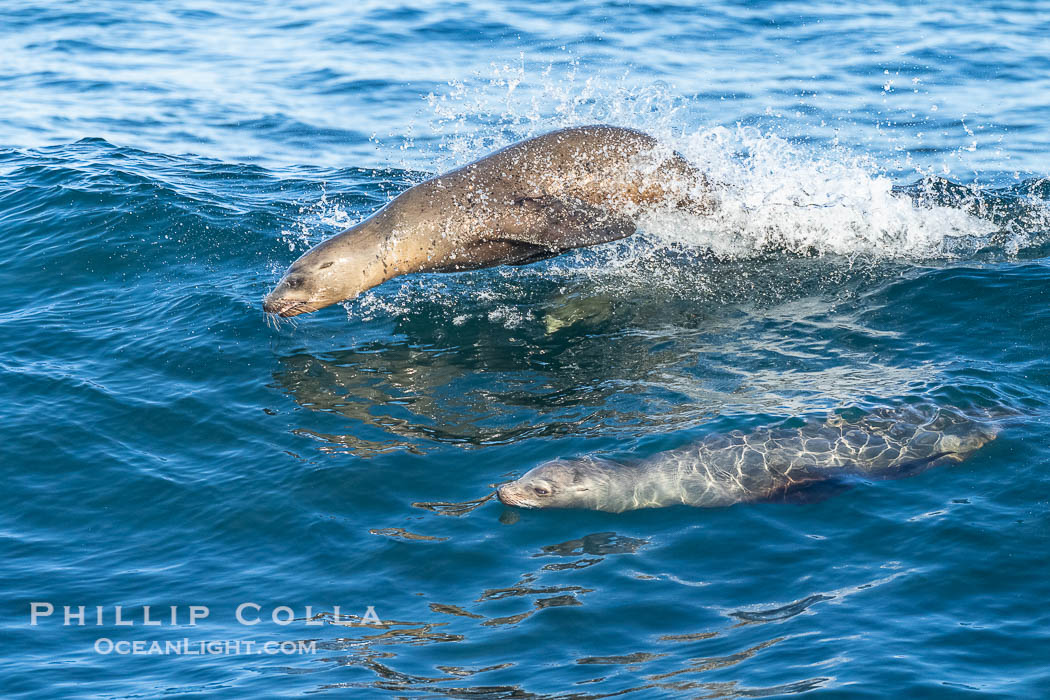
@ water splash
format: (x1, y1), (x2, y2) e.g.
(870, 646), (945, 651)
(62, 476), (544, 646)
(276, 183), (356, 261)
(414, 61), (1044, 262)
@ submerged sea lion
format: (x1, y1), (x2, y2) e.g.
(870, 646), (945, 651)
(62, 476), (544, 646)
(263, 125), (715, 317)
(497, 406), (997, 512)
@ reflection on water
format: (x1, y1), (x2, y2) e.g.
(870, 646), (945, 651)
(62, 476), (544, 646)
(730, 595), (835, 624)
(534, 531), (650, 557)
(578, 651), (668, 665)
(369, 527), (449, 542)
(646, 636), (785, 680)
(272, 254), (947, 461)
(288, 541), (905, 696)
(430, 603), (485, 620)
(412, 493), (495, 517)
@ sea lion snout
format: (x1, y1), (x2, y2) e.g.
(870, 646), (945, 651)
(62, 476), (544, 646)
(262, 285), (315, 317)
(496, 484), (534, 508)
(262, 295), (311, 317)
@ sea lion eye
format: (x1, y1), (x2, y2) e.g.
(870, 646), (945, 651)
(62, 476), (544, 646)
(285, 277), (304, 289)
(533, 486), (549, 496)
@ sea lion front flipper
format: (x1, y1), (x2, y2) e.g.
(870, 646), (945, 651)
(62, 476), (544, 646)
(763, 475), (857, 505)
(428, 195), (635, 273)
(425, 240), (562, 272)
(499, 195), (638, 250)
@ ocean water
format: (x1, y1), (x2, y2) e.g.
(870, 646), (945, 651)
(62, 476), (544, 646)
(3, 0), (1050, 697)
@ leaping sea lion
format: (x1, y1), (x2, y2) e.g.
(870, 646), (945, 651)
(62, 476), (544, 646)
(263, 125), (716, 317)
(496, 406), (998, 512)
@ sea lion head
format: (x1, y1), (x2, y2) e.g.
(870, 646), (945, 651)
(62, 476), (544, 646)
(263, 224), (394, 317)
(497, 458), (612, 510)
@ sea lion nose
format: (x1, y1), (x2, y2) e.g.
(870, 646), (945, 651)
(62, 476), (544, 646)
(496, 485), (519, 506)
(263, 290), (298, 315)
(262, 294), (281, 314)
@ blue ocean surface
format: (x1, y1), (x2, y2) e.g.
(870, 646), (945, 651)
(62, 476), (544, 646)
(2, 1), (1049, 697)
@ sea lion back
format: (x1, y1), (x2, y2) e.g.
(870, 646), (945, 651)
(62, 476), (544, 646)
(671, 405), (998, 506)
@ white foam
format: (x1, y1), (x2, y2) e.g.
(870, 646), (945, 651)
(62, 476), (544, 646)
(650, 126), (997, 259)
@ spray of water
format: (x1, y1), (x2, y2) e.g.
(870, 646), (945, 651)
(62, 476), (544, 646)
(419, 59), (1032, 260)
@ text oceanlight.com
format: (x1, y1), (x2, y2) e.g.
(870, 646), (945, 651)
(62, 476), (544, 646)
(94, 639), (317, 655)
